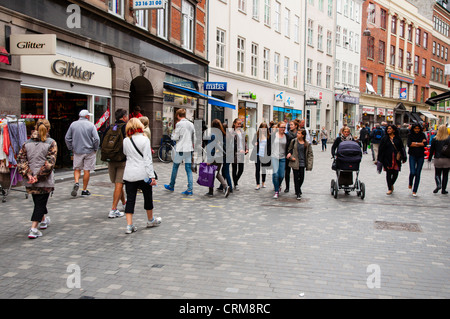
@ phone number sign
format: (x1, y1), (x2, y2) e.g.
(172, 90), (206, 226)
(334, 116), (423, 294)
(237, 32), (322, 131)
(132, 1), (164, 9)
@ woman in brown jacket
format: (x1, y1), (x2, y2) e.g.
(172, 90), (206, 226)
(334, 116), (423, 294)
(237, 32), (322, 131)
(286, 129), (314, 200)
(17, 119), (57, 239)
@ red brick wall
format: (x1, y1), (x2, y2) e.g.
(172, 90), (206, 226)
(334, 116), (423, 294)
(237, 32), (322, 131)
(360, 1), (389, 94)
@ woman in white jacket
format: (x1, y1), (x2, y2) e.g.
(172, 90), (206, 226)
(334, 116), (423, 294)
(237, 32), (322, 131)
(122, 118), (161, 234)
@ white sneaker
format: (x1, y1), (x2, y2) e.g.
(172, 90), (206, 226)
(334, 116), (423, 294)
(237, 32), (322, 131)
(273, 192), (279, 199)
(28, 229), (43, 239)
(108, 209), (124, 218)
(39, 217), (51, 229)
(255, 185), (260, 190)
(125, 225), (137, 234)
(147, 217), (162, 228)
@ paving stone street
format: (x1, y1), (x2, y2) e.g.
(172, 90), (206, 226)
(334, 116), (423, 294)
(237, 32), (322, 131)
(0, 143), (449, 300)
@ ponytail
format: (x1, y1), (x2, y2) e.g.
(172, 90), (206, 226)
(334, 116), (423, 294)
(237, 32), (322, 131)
(36, 119), (50, 142)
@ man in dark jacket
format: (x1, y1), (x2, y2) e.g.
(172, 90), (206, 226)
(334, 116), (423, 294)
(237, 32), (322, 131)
(370, 123), (385, 164)
(359, 123), (370, 154)
(399, 123), (410, 148)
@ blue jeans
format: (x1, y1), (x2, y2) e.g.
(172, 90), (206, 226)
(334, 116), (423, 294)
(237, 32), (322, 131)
(169, 152), (193, 192)
(272, 158), (286, 192)
(409, 155), (424, 193)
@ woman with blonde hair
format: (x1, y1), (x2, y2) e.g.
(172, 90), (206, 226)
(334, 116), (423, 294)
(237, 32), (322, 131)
(17, 119), (57, 239)
(122, 118), (161, 234)
(138, 116), (151, 141)
(428, 124), (450, 194)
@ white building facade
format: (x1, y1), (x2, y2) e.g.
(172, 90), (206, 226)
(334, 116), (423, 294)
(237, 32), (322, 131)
(334, 0), (364, 137)
(207, 0), (306, 131)
(303, 0), (336, 140)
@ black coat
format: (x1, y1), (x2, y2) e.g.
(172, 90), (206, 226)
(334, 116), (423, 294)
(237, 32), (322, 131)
(378, 135), (407, 170)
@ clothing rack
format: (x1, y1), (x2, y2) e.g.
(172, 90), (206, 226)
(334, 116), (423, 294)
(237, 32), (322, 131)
(0, 116), (28, 202)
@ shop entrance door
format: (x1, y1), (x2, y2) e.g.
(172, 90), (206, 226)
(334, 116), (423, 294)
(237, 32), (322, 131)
(48, 90), (88, 169)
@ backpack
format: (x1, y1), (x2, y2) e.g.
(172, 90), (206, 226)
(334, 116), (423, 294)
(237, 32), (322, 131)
(373, 128), (383, 140)
(101, 123), (126, 162)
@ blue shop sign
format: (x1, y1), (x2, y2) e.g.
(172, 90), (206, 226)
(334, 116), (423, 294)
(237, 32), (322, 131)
(204, 82), (227, 91)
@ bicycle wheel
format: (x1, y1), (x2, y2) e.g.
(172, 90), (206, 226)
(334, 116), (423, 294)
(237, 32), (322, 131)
(158, 143), (174, 163)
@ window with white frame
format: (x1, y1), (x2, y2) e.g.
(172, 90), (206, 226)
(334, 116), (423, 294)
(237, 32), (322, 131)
(307, 59), (313, 84)
(135, 10), (148, 30)
(308, 19), (314, 46)
(274, 2), (281, 32)
(327, 30), (332, 55)
(264, 0), (271, 26)
(157, 0), (169, 39)
(251, 43), (258, 77)
(343, 28), (348, 49)
(274, 53), (280, 83)
(237, 37), (245, 73)
(348, 63), (352, 85)
(239, 0), (246, 12)
(348, 31), (353, 51)
(355, 34), (359, 53)
(355, 2), (360, 23)
(294, 15), (300, 42)
(284, 8), (290, 37)
(319, 0), (324, 11)
(421, 58), (426, 76)
(263, 48), (270, 80)
(336, 26), (341, 46)
(253, 0), (259, 20)
(349, 0), (354, 19)
(317, 25), (323, 51)
(216, 29), (226, 69)
(108, 0), (124, 18)
(293, 61), (299, 88)
(317, 62), (322, 86)
(326, 66), (331, 88)
(354, 65), (358, 86)
(343, 0), (348, 17)
(284, 57), (289, 86)
(328, 0), (333, 17)
(335, 60), (340, 82)
(181, 0), (195, 51)
(342, 61), (347, 84)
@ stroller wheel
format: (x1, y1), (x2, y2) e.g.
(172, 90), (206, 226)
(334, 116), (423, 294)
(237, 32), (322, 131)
(333, 181), (339, 199)
(360, 182), (366, 200)
(330, 180), (336, 195)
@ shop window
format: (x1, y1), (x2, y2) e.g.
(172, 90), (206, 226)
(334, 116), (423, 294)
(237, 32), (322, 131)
(21, 86), (45, 137)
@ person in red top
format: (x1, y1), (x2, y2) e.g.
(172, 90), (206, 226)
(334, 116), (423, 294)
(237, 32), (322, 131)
(129, 106), (143, 119)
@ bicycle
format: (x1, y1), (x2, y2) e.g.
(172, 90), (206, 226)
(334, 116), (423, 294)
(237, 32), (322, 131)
(158, 139), (175, 163)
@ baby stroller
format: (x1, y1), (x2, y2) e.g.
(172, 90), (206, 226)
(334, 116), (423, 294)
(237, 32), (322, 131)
(331, 140), (365, 199)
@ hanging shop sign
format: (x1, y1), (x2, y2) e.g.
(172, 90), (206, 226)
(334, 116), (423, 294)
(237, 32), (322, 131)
(335, 94), (359, 104)
(285, 96), (295, 107)
(362, 106), (375, 115)
(377, 108), (386, 116)
(10, 34), (56, 55)
(274, 91), (284, 102)
(132, 1), (164, 10)
(20, 54), (112, 89)
(204, 82), (227, 91)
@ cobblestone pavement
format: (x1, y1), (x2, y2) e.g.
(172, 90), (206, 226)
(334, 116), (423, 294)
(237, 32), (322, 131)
(0, 143), (449, 299)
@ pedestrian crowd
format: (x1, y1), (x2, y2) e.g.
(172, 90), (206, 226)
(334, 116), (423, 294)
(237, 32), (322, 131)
(15, 107), (450, 239)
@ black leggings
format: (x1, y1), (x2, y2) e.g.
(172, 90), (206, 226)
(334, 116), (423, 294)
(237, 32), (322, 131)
(293, 167), (305, 195)
(124, 180), (154, 214)
(232, 163), (244, 187)
(31, 193), (50, 222)
(255, 156), (266, 185)
(386, 169), (399, 191)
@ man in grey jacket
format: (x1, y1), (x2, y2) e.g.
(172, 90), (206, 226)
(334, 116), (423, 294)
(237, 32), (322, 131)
(65, 110), (100, 197)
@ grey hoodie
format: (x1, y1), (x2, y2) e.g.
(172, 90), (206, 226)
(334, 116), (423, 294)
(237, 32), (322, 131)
(65, 117), (100, 154)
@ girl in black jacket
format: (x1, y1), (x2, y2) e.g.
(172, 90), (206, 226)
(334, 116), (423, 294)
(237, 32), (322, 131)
(407, 123), (427, 196)
(377, 124), (407, 195)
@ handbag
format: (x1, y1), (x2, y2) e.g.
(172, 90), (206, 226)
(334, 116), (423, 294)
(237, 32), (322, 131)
(390, 138), (402, 161)
(130, 137), (158, 180)
(442, 140), (450, 158)
(197, 162), (217, 188)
